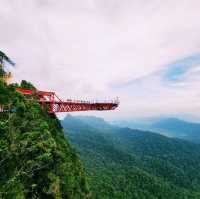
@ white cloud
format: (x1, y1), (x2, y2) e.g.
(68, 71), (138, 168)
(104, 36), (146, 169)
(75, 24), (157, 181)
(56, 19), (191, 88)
(1, 0), (200, 120)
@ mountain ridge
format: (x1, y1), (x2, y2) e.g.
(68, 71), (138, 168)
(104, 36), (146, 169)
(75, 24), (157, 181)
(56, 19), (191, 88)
(112, 117), (200, 143)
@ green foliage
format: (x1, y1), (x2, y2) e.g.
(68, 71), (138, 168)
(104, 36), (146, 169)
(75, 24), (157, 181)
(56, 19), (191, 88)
(0, 82), (90, 199)
(62, 115), (200, 199)
(0, 67), (5, 76)
(20, 80), (36, 90)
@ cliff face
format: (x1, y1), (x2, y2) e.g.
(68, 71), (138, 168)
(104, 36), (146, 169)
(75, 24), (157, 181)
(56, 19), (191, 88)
(0, 81), (90, 199)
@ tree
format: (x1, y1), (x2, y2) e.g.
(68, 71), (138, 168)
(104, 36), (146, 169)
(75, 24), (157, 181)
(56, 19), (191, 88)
(0, 51), (15, 84)
(0, 50), (15, 66)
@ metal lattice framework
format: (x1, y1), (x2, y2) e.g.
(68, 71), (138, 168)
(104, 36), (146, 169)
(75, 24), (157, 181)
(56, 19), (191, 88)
(16, 88), (119, 114)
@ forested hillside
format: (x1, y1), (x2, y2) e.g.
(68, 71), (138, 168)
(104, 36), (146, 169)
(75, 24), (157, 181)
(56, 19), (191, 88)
(62, 115), (200, 199)
(0, 81), (90, 199)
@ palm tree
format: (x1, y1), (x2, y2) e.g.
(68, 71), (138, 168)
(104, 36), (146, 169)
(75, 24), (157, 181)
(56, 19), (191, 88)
(0, 50), (15, 66)
(0, 51), (15, 83)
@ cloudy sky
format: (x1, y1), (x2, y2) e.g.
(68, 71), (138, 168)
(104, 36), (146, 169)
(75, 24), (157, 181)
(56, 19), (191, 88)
(1, 0), (200, 120)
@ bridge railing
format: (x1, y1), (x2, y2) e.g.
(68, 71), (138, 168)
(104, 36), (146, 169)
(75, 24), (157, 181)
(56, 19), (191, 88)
(62, 98), (119, 105)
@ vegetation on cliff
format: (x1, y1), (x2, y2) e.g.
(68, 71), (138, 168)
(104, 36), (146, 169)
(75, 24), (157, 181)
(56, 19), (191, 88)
(0, 80), (90, 199)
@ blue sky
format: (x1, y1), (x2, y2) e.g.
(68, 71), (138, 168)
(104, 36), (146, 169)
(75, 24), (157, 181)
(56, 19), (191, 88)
(164, 54), (200, 82)
(1, 0), (200, 120)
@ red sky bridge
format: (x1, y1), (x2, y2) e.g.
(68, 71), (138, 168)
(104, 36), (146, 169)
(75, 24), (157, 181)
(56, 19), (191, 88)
(16, 88), (119, 114)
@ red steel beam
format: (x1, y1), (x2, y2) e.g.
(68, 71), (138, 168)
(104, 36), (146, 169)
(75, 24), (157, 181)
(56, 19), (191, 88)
(46, 101), (118, 113)
(16, 88), (34, 95)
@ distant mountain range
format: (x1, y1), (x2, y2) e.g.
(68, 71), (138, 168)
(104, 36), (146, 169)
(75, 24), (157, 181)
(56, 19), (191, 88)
(112, 117), (200, 143)
(61, 115), (200, 199)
